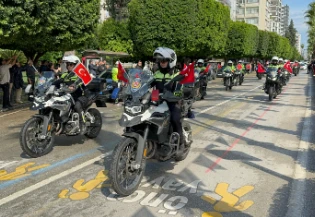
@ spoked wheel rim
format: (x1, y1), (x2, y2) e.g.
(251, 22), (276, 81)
(88, 114), (102, 135)
(116, 142), (143, 191)
(25, 119), (51, 155)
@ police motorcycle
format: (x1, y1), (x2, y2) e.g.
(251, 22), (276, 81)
(223, 69), (234, 91)
(264, 67), (282, 101)
(234, 69), (243, 86)
(20, 71), (105, 158)
(193, 68), (207, 100)
(109, 69), (193, 196)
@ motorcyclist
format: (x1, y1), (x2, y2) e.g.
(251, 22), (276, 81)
(52, 55), (88, 134)
(236, 60), (245, 78)
(152, 47), (187, 154)
(224, 60), (236, 72)
(263, 56), (280, 90)
(196, 59), (206, 73)
(278, 58), (284, 68)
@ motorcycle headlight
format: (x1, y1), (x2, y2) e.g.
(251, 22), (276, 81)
(125, 105), (143, 114)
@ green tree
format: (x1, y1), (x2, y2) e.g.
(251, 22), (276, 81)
(128, 0), (230, 58)
(225, 22), (258, 58)
(284, 19), (297, 47)
(257, 30), (270, 58)
(305, 2), (315, 57)
(0, 0), (100, 62)
(98, 18), (133, 54)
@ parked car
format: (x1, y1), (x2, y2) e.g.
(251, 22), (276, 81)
(300, 63), (307, 70)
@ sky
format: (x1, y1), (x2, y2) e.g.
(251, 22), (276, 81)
(282, 0), (313, 49)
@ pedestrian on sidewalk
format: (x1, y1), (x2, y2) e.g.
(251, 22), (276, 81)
(11, 61), (25, 104)
(0, 56), (17, 111)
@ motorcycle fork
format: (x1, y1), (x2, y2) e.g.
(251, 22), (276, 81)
(132, 126), (149, 170)
(39, 111), (53, 139)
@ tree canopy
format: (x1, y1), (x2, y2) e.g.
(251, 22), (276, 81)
(0, 0), (100, 61)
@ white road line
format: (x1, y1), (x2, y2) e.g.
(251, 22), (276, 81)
(285, 76), (311, 217)
(0, 151), (112, 207)
(196, 85), (262, 116)
(0, 108), (29, 118)
(0, 161), (20, 169)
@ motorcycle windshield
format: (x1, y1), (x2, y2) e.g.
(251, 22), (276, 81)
(266, 68), (278, 77)
(35, 71), (55, 95)
(125, 69), (154, 100)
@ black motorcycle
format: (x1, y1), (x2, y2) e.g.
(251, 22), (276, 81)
(21, 71), (105, 157)
(194, 69), (207, 100)
(109, 69), (193, 196)
(264, 68), (282, 101)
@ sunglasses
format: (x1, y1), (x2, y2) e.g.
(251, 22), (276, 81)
(159, 59), (169, 63)
(66, 63), (75, 66)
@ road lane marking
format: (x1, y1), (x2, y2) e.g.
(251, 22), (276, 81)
(0, 149), (98, 190)
(0, 108), (29, 118)
(0, 151), (112, 206)
(0, 162), (49, 181)
(196, 85), (262, 116)
(286, 75), (311, 217)
(205, 84), (289, 173)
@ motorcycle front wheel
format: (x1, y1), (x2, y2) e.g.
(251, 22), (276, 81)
(268, 86), (274, 101)
(20, 117), (55, 158)
(109, 137), (145, 196)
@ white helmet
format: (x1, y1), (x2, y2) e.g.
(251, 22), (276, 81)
(279, 58), (283, 62)
(197, 59), (204, 64)
(238, 60), (243, 63)
(62, 55), (80, 64)
(153, 47), (177, 69)
(228, 60), (233, 64)
(115, 61), (119, 65)
(271, 56), (279, 61)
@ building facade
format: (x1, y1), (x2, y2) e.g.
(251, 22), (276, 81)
(99, 0), (110, 22)
(270, 0), (282, 35)
(235, 0), (271, 31)
(281, 5), (289, 36)
(217, 0), (237, 21)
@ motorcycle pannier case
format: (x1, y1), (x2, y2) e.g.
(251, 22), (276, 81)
(86, 78), (104, 92)
(111, 87), (120, 99)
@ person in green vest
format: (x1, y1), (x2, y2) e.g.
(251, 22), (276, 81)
(278, 58), (284, 68)
(223, 60), (236, 72)
(112, 61), (119, 83)
(152, 47), (187, 155)
(262, 56), (280, 90)
(53, 55), (89, 134)
(196, 59), (206, 72)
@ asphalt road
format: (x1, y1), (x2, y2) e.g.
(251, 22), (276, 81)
(0, 71), (314, 217)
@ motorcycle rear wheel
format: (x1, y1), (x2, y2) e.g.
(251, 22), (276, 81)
(20, 117), (55, 158)
(85, 108), (103, 139)
(109, 137), (145, 196)
(175, 122), (192, 161)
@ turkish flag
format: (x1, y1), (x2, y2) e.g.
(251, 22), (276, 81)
(180, 62), (195, 84)
(204, 64), (211, 74)
(257, 62), (265, 73)
(283, 61), (293, 73)
(73, 63), (92, 85)
(118, 62), (128, 83)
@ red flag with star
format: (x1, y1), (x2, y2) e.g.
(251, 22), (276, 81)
(73, 63), (92, 85)
(118, 61), (128, 83)
(180, 62), (195, 84)
(283, 60), (293, 73)
(204, 64), (211, 74)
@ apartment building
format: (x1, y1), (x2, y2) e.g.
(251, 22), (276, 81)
(281, 5), (289, 35)
(236, 0), (271, 31)
(100, 0), (110, 22)
(270, 0), (282, 35)
(217, 0), (237, 21)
